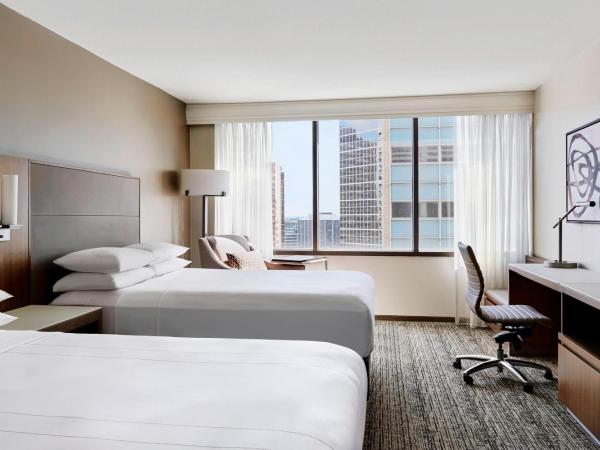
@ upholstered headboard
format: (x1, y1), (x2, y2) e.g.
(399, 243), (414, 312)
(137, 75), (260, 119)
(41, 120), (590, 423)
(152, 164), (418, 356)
(29, 162), (140, 304)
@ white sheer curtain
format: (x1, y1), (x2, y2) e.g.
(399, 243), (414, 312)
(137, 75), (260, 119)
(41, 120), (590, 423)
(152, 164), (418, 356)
(454, 113), (532, 325)
(214, 122), (273, 259)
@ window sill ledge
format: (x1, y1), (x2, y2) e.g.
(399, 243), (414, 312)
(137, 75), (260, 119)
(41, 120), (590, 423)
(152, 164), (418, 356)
(274, 250), (454, 257)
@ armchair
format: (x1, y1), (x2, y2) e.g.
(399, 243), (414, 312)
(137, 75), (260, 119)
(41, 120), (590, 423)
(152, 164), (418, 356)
(198, 235), (302, 270)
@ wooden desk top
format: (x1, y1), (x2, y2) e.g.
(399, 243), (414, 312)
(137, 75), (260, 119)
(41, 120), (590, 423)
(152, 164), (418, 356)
(509, 263), (600, 291)
(0, 305), (102, 332)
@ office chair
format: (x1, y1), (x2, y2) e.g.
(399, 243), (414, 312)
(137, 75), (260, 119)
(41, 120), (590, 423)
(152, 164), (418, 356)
(453, 242), (554, 393)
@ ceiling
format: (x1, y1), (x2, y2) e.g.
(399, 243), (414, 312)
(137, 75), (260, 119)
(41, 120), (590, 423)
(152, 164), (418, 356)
(3, 0), (600, 104)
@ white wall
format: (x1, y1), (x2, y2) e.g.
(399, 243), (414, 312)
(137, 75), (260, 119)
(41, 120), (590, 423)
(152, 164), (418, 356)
(534, 39), (600, 270)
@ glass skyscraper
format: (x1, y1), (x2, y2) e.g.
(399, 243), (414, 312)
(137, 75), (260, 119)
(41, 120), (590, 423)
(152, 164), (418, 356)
(339, 119), (386, 248)
(338, 117), (455, 251)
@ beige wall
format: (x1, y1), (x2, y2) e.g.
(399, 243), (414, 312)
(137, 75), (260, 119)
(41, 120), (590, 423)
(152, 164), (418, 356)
(0, 5), (189, 245)
(327, 256), (455, 317)
(534, 39), (600, 270)
(189, 125), (216, 266)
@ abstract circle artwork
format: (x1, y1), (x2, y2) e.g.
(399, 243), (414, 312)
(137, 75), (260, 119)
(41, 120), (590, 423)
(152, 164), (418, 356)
(566, 118), (600, 222)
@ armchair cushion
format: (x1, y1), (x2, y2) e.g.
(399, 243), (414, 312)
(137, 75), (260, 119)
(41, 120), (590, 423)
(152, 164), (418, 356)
(225, 250), (267, 271)
(208, 237), (248, 262)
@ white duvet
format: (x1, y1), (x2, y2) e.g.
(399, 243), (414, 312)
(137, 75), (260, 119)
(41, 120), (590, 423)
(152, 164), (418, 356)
(53, 268), (375, 357)
(0, 330), (367, 449)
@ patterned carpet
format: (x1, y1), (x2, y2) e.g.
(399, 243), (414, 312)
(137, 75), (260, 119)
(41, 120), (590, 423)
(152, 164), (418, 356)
(363, 321), (599, 450)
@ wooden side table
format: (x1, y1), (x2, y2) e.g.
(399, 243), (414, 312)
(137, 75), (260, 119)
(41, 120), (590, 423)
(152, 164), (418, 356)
(269, 256), (328, 270)
(0, 305), (102, 333)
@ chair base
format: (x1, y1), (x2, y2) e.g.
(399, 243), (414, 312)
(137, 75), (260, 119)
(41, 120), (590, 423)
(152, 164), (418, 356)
(453, 353), (553, 393)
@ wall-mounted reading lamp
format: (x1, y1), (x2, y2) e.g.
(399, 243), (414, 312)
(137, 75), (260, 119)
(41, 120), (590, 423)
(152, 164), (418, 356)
(180, 169), (229, 238)
(545, 200), (596, 268)
(0, 290), (16, 326)
(0, 174), (22, 242)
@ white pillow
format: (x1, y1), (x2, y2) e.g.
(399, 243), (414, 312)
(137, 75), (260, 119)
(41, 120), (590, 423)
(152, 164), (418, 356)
(54, 247), (156, 274)
(53, 267), (154, 292)
(148, 258), (191, 276)
(128, 242), (189, 263)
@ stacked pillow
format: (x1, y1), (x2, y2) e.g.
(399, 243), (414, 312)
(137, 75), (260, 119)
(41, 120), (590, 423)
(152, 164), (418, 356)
(53, 242), (190, 292)
(127, 242), (190, 276)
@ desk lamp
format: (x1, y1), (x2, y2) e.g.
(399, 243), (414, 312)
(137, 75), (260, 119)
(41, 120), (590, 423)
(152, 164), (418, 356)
(545, 201), (596, 268)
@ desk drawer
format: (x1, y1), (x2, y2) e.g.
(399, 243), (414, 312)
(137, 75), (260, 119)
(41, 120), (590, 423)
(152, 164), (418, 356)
(559, 343), (600, 439)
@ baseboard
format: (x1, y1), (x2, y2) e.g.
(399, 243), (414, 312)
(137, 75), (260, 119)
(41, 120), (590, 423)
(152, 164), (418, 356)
(376, 315), (454, 322)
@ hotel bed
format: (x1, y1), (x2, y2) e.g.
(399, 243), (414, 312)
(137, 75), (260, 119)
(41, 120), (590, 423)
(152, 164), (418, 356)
(0, 330), (367, 449)
(51, 267), (376, 359)
(30, 163), (375, 365)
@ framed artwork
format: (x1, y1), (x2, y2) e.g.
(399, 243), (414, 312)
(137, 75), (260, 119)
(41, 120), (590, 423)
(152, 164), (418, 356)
(566, 117), (600, 223)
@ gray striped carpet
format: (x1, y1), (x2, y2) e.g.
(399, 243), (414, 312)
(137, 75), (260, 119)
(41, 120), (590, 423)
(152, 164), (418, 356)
(363, 321), (599, 450)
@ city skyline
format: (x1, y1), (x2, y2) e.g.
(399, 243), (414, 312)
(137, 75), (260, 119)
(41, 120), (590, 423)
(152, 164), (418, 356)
(272, 117), (455, 251)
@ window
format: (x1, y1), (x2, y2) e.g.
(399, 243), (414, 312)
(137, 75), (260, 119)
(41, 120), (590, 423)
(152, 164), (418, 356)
(271, 121), (313, 249)
(392, 202), (412, 218)
(271, 117), (455, 254)
(419, 202), (439, 218)
(418, 116), (455, 251)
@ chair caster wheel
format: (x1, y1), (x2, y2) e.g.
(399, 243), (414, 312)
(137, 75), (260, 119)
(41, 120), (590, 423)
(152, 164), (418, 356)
(544, 371), (554, 380)
(463, 374), (473, 385)
(453, 360), (462, 369)
(523, 384), (534, 393)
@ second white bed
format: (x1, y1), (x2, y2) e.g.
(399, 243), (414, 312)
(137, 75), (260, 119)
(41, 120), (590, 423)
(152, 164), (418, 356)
(52, 268), (375, 358)
(0, 330), (367, 449)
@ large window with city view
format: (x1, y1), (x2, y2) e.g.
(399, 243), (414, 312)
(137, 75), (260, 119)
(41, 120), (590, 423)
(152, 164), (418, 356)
(271, 116), (455, 254)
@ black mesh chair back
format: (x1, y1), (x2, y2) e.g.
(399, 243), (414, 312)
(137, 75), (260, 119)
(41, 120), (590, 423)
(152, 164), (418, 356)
(458, 242), (484, 320)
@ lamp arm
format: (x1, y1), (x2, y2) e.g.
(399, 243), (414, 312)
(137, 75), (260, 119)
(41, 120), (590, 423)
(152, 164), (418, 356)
(552, 201), (596, 228)
(552, 205), (579, 229)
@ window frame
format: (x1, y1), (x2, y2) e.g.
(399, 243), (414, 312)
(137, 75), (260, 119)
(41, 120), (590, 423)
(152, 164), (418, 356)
(274, 118), (454, 257)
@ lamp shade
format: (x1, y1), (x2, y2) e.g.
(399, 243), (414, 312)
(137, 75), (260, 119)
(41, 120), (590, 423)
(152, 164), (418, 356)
(180, 169), (229, 196)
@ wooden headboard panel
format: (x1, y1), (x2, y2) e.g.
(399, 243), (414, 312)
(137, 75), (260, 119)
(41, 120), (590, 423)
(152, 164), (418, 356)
(29, 162), (140, 305)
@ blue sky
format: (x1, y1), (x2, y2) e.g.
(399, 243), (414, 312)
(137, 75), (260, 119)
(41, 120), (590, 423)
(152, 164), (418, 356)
(272, 121), (340, 217)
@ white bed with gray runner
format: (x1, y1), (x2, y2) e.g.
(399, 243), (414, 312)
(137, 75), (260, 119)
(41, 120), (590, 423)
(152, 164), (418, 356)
(52, 268), (375, 358)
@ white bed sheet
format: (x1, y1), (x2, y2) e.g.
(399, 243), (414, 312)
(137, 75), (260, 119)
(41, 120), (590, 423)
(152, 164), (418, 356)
(0, 330), (367, 450)
(52, 268), (375, 357)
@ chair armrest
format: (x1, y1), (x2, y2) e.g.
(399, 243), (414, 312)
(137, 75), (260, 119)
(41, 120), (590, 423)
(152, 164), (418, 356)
(265, 261), (305, 271)
(198, 238), (232, 269)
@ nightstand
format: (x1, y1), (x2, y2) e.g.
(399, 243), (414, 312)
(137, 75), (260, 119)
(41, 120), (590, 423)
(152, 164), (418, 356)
(0, 305), (102, 333)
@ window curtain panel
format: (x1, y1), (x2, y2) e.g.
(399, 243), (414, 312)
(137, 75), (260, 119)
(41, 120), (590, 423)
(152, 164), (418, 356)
(453, 113), (532, 326)
(215, 123), (273, 259)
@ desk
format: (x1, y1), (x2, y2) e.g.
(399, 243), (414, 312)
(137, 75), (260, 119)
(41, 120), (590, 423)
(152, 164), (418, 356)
(508, 264), (600, 439)
(508, 264), (600, 356)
